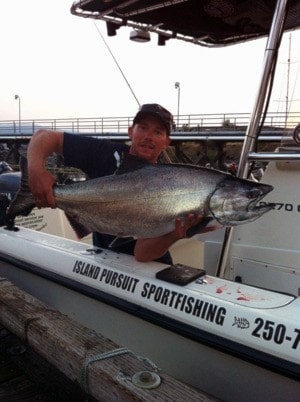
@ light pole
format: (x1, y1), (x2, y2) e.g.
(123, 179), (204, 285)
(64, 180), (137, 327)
(174, 82), (180, 128)
(14, 94), (21, 134)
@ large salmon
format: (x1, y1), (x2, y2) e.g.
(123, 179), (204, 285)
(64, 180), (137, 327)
(6, 156), (274, 239)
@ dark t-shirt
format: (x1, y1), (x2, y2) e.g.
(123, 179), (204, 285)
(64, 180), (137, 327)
(63, 133), (172, 264)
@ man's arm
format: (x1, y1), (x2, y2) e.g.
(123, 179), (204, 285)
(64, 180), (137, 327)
(134, 214), (216, 262)
(27, 129), (64, 208)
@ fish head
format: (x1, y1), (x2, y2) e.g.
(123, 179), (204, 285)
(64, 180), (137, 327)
(208, 177), (274, 226)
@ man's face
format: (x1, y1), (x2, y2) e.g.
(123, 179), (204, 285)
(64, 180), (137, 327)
(128, 115), (171, 163)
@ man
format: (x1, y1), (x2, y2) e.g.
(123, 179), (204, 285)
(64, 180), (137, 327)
(27, 103), (203, 263)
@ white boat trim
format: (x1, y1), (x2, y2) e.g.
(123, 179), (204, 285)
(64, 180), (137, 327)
(0, 226), (299, 381)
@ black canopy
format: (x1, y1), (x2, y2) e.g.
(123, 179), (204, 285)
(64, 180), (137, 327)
(71, 0), (300, 46)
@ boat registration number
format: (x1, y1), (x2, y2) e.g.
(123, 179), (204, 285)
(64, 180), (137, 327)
(258, 201), (300, 212)
(252, 317), (300, 349)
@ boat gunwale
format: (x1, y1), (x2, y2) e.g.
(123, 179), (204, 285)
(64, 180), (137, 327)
(0, 248), (299, 381)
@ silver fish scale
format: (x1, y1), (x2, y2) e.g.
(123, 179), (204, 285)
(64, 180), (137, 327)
(54, 165), (226, 238)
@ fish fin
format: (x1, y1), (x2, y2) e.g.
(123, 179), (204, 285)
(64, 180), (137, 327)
(115, 153), (151, 175)
(109, 236), (135, 250)
(0, 195), (11, 226)
(6, 156), (36, 218)
(64, 213), (91, 239)
(186, 217), (214, 238)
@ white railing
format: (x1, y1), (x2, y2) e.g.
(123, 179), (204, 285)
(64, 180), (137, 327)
(0, 111), (299, 140)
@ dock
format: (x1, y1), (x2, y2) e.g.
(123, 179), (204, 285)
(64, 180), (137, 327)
(0, 325), (94, 401)
(0, 277), (218, 401)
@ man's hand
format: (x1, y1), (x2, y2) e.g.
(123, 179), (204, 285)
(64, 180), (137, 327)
(28, 169), (57, 209)
(175, 213), (218, 239)
(26, 129), (64, 209)
(134, 213), (218, 263)
(174, 213), (204, 239)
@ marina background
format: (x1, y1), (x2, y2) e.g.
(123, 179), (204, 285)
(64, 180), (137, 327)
(1, 0), (299, 121)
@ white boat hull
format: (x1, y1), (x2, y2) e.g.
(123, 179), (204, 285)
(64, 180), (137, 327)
(0, 226), (299, 401)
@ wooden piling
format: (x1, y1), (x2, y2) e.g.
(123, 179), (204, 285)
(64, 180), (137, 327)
(0, 277), (217, 401)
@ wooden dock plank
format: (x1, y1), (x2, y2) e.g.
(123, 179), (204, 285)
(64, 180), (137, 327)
(0, 325), (95, 401)
(0, 277), (218, 401)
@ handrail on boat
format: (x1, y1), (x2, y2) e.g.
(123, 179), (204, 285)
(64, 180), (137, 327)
(248, 151), (300, 161)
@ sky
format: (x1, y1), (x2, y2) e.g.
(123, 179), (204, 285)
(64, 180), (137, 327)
(1, 0), (300, 121)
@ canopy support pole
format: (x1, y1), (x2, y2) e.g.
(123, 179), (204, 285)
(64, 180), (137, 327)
(216, 0), (289, 278)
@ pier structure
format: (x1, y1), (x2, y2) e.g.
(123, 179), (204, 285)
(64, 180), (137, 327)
(0, 111), (297, 142)
(0, 111), (297, 170)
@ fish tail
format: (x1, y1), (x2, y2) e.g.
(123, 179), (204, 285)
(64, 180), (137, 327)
(6, 156), (36, 218)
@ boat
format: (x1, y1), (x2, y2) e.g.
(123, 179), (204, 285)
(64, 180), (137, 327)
(0, 1), (300, 401)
